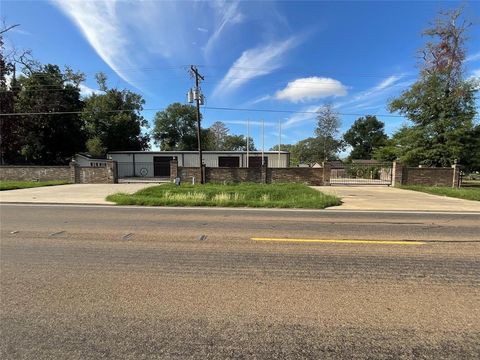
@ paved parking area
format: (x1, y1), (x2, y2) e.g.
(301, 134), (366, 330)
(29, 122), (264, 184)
(314, 186), (480, 212)
(0, 184), (156, 204)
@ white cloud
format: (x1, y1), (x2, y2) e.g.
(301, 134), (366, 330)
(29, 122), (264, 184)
(212, 37), (299, 97)
(275, 77), (348, 103)
(220, 119), (276, 127)
(79, 84), (103, 97)
(466, 51), (480, 63)
(197, 27), (209, 33)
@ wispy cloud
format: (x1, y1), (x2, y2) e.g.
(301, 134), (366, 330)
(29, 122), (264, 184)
(283, 105), (320, 129)
(275, 77), (348, 103)
(212, 37), (300, 97)
(51, 0), (139, 87)
(335, 74), (408, 110)
(466, 51), (480, 63)
(203, 0), (243, 58)
(220, 119), (277, 127)
(197, 27), (209, 33)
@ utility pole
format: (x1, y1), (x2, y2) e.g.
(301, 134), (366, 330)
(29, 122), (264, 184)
(246, 119), (250, 168)
(188, 65), (205, 183)
(278, 119), (282, 167)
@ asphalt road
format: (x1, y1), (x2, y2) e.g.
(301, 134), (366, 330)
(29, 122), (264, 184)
(1, 204), (479, 359)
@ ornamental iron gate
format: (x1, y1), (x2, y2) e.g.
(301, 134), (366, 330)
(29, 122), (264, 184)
(330, 162), (392, 185)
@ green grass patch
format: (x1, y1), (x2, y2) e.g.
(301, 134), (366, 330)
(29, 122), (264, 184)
(107, 183), (341, 209)
(0, 180), (70, 191)
(401, 185), (480, 202)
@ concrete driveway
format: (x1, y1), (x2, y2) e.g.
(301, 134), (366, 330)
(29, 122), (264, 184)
(0, 184), (156, 205)
(314, 186), (480, 212)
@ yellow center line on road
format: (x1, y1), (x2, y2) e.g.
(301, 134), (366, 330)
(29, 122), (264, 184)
(251, 237), (425, 245)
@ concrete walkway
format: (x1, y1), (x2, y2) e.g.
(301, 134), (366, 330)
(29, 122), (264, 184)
(0, 184), (156, 205)
(314, 186), (480, 212)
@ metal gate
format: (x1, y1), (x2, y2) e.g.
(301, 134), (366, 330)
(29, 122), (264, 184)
(330, 162), (392, 185)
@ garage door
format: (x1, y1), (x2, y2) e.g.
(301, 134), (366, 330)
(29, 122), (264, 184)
(218, 156), (240, 167)
(153, 156), (173, 177)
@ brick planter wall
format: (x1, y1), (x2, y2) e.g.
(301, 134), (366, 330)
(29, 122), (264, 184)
(206, 167), (263, 183)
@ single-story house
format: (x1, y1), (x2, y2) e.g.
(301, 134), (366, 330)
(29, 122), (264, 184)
(107, 151), (290, 178)
(74, 153), (108, 167)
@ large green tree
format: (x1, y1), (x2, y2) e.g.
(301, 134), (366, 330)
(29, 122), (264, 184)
(343, 115), (388, 160)
(13, 64), (86, 164)
(152, 103), (200, 150)
(83, 74), (149, 155)
(388, 8), (478, 167)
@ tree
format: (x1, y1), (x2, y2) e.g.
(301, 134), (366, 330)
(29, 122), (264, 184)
(13, 64), (86, 164)
(83, 74), (149, 155)
(343, 115), (388, 160)
(0, 22), (34, 164)
(388, 7), (478, 167)
(152, 103), (199, 150)
(223, 134), (255, 151)
(315, 104), (344, 160)
(209, 121), (229, 150)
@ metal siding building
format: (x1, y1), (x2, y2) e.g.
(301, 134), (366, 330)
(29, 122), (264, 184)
(107, 151), (290, 178)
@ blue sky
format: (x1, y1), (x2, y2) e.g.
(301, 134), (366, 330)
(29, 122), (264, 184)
(2, 0), (480, 153)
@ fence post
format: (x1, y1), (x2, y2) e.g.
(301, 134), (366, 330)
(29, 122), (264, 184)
(322, 162), (331, 186)
(392, 160), (404, 187)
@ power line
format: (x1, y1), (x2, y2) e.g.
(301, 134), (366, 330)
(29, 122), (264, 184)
(0, 106), (408, 118)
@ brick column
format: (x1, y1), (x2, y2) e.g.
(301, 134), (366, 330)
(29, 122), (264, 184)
(452, 161), (462, 188)
(261, 163), (267, 184)
(170, 159), (178, 180)
(322, 162), (331, 186)
(392, 160), (404, 187)
(106, 160), (118, 184)
(69, 161), (80, 183)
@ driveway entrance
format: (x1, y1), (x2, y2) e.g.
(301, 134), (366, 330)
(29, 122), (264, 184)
(314, 185), (480, 212)
(330, 162), (392, 185)
(0, 184), (156, 205)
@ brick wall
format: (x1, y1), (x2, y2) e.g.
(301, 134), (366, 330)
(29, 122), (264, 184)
(267, 168), (324, 185)
(0, 166), (71, 182)
(178, 167), (202, 183)
(188, 166), (325, 185)
(74, 160), (117, 184)
(403, 167), (454, 187)
(206, 167), (263, 183)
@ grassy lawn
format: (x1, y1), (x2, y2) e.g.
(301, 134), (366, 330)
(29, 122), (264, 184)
(107, 183), (341, 209)
(401, 185), (480, 202)
(0, 180), (70, 191)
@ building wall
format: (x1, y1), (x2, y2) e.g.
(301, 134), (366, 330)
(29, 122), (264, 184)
(0, 166), (71, 182)
(109, 152), (289, 172)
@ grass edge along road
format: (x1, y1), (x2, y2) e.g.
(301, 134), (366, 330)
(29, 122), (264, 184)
(107, 183), (341, 209)
(401, 185), (480, 202)
(0, 180), (70, 191)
